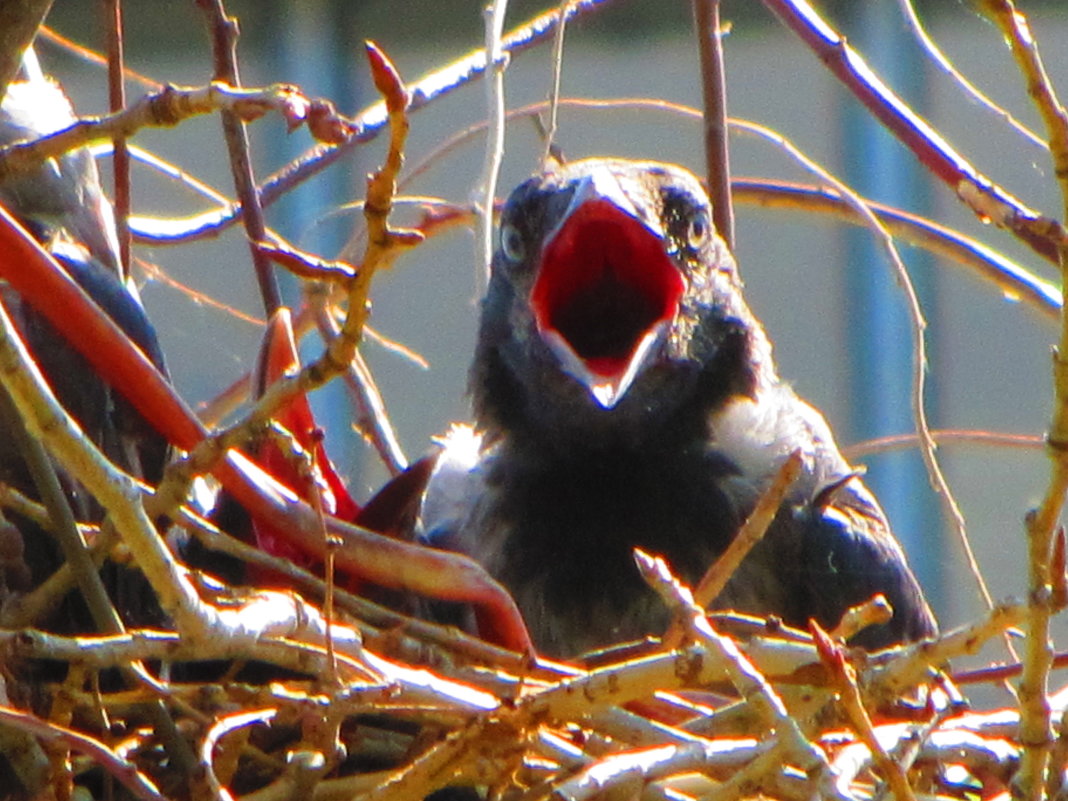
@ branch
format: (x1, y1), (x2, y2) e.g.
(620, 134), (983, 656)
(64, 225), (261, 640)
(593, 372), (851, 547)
(813, 623), (918, 801)
(973, 3), (1068, 797)
(104, 0), (131, 278)
(196, 0), (280, 316)
(692, 0), (734, 250)
(475, 0), (508, 290)
(126, 0), (616, 243)
(761, 0), (1067, 266)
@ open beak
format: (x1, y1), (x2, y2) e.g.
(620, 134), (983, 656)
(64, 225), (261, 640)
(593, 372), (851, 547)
(530, 169), (684, 409)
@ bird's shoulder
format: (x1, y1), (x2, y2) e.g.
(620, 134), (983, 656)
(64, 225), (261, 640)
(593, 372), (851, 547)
(708, 381), (858, 504)
(708, 383), (936, 642)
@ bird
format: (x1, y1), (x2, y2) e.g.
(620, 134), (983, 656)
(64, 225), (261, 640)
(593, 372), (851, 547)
(0, 47), (126, 278)
(0, 46), (169, 624)
(418, 158), (936, 657)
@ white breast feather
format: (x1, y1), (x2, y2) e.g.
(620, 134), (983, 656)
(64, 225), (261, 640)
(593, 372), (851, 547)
(710, 385), (851, 496)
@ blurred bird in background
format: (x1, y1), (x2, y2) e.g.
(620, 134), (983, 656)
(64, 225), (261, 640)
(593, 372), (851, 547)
(0, 46), (169, 627)
(419, 158), (936, 657)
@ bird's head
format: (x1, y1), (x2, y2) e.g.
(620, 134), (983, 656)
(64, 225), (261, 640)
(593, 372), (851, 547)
(0, 47), (123, 275)
(474, 158), (772, 443)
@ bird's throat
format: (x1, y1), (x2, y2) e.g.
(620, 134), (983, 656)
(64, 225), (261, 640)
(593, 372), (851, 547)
(531, 197), (683, 384)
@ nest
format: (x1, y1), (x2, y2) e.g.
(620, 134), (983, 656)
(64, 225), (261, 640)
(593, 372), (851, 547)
(0, 549), (1042, 800)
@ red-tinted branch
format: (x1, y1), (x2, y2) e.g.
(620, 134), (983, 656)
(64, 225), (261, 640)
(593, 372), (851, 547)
(0, 207), (532, 654)
(196, 0), (281, 317)
(692, 0), (734, 251)
(761, 0), (1066, 266)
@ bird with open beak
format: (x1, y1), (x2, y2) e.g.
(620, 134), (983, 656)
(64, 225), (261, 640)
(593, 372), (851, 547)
(419, 158), (935, 657)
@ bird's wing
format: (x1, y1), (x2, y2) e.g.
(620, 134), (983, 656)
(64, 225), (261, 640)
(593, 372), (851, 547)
(710, 385), (936, 646)
(790, 477), (938, 647)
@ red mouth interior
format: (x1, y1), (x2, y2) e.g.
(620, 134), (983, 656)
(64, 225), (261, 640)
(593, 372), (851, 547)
(531, 198), (684, 378)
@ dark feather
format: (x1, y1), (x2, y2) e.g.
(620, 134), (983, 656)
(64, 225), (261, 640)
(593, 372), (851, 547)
(0, 48), (170, 630)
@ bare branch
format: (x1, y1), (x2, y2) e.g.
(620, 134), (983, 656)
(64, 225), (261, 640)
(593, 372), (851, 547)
(0, 81), (338, 182)
(692, 0), (734, 250)
(761, 0), (1067, 266)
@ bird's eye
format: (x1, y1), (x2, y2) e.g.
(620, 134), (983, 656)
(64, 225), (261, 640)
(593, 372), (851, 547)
(500, 223), (526, 262)
(686, 215), (709, 250)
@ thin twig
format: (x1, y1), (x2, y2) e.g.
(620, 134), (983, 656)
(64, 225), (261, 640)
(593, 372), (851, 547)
(812, 622), (918, 801)
(0, 383), (121, 630)
(104, 0), (131, 278)
(897, 0), (1045, 150)
(692, 0), (734, 250)
(662, 450), (802, 650)
(201, 709), (277, 801)
(843, 429), (1043, 460)
(311, 303), (407, 476)
(476, 0), (509, 291)
(37, 25), (161, 89)
(830, 595), (894, 641)
(196, 0), (281, 317)
(542, 0), (571, 163)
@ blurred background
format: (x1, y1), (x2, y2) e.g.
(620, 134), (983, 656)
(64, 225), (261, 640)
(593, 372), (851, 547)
(29, 0), (1068, 650)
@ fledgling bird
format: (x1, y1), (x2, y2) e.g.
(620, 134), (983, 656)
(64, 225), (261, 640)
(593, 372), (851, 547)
(0, 47), (169, 622)
(419, 158), (936, 657)
(0, 47), (125, 277)
(0, 46), (168, 482)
